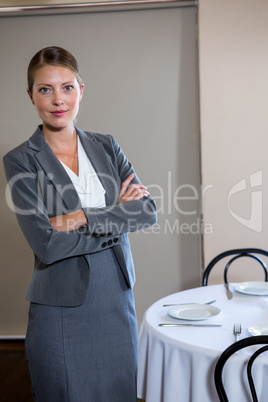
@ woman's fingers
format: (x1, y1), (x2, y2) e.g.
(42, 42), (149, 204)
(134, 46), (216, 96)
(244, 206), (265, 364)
(119, 173), (135, 200)
(118, 173), (149, 204)
(125, 184), (148, 198)
(119, 184), (149, 203)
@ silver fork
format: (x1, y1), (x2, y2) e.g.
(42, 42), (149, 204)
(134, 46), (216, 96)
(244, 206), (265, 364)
(233, 323), (242, 342)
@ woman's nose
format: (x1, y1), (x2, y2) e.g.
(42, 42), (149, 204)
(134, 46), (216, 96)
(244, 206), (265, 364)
(52, 91), (64, 105)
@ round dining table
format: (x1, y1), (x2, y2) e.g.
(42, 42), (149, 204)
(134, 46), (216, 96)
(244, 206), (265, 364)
(137, 283), (268, 402)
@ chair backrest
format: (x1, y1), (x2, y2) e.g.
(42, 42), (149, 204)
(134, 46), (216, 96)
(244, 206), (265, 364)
(202, 248), (268, 286)
(214, 335), (268, 402)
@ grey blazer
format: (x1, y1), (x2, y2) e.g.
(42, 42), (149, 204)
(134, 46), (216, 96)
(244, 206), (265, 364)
(3, 126), (157, 306)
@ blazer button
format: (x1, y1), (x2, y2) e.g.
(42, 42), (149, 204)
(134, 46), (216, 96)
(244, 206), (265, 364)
(113, 237), (119, 243)
(100, 233), (106, 237)
(108, 239), (113, 246)
(101, 242), (107, 248)
(107, 231), (113, 236)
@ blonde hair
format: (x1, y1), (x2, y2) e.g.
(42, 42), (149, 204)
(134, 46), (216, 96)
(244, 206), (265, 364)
(27, 46), (83, 95)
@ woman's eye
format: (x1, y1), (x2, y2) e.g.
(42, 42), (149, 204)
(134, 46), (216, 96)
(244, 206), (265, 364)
(40, 87), (50, 94)
(64, 85), (73, 91)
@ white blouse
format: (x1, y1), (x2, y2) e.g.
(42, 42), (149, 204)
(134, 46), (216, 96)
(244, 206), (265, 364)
(59, 137), (106, 208)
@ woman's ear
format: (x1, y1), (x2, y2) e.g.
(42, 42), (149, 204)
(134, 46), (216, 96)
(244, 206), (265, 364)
(27, 88), (35, 105)
(79, 83), (85, 102)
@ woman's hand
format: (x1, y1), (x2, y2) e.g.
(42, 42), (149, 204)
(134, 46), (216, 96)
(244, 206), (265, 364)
(49, 209), (88, 232)
(118, 173), (149, 204)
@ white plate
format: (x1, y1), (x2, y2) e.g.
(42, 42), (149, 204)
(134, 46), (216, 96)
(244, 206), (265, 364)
(168, 304), (221, 321)
(248, 323), (268, 336)
(235, 281), (268, 296)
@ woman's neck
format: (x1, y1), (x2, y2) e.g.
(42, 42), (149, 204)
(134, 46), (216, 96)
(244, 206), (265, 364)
(42, 124), (79, 175)
(42, 124), (77, 154)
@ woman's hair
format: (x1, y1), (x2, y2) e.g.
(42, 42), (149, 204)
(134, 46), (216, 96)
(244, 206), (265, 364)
(27, 46), (83, 95)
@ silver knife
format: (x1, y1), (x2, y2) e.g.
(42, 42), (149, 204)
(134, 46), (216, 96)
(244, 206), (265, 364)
(163, 299), (216, 307)
(225, 283), (233, 300)
(159, 323), (222, 327)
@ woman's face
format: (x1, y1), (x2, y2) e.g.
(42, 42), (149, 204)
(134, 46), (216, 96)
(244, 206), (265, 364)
(28, 65), (84, 132)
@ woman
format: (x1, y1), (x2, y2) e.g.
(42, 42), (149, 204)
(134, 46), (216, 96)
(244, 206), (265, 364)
(3, 46), (157, 402)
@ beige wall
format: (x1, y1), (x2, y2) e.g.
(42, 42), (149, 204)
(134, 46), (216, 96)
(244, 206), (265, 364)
(199, 0), (268, 282)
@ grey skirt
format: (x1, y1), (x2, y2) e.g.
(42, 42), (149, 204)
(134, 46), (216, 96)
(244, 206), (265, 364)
(25, 248), (138, 402)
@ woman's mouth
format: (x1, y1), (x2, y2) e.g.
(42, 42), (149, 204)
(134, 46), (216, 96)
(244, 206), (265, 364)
(51, 110), (68, 117)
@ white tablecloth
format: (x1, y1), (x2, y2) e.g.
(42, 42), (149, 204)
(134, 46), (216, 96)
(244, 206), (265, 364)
(137, 284), (268, 402)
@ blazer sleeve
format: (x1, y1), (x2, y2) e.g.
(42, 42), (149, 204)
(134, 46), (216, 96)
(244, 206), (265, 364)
(3, 135), (157, 265)
(82, 134), (157, 235)
(3, 153), (121, 265)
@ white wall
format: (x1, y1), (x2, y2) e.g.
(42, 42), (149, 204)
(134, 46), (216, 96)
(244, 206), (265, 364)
(0, 4), (199, 336)
(199, 0), (268, 283)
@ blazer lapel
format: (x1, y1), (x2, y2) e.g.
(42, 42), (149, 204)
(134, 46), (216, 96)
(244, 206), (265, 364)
(28, 126), (82, 211)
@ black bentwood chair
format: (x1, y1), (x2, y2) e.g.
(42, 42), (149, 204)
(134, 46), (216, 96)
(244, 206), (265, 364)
(202, 248), (268, 286)
(214, 335), (268, 402)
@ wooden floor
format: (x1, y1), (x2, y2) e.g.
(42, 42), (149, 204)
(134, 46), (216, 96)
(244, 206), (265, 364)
(0, 340), (145, 402)
(0, 340), (34, 402)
